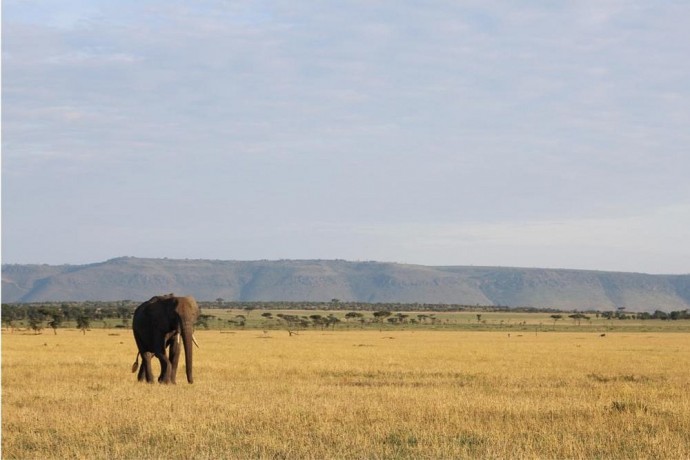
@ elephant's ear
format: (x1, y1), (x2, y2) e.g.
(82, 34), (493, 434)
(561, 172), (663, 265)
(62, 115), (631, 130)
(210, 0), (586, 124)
(170, 296), (184, 314)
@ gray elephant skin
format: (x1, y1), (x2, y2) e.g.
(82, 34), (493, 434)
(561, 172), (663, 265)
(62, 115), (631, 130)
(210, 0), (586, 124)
(132, 294), (200, 384)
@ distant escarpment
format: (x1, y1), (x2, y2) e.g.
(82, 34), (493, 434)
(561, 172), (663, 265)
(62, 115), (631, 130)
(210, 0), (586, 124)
(2, 257), (689, 312)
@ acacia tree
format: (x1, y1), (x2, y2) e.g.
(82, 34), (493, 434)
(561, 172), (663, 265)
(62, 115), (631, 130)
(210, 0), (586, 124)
(76, 315), (90, 335)
(373, 311), (392, 323)
(1, 307), (18, 332)
(277, 314), (306, 335)
(28, 313), (44, 334)
(568, 313), (589, 326)
(326, 314), (340, 330)
(550, 314), (563, 329)
(48, 312), (63, 335)
(345, 312), (363, 322)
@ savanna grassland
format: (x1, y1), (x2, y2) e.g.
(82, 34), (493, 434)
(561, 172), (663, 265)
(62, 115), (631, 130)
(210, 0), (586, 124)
(3, 325), (690, 459)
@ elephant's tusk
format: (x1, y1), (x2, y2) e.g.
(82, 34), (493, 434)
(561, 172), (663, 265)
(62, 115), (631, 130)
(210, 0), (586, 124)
(192, 334), (200, 348)
(176, 333), (181, 345)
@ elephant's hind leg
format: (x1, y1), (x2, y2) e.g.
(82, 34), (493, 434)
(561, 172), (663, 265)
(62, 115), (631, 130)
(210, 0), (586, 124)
(142, 352), (155, 383)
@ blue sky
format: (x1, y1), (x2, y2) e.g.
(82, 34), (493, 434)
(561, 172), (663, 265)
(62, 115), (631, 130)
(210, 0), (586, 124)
(2, 1), (689, 273)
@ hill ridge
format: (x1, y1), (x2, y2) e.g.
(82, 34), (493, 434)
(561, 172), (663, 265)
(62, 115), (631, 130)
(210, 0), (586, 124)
(2, 257), (689, 312)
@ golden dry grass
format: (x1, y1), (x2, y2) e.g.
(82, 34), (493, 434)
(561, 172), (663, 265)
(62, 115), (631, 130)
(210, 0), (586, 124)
(3, 328), (690, 459)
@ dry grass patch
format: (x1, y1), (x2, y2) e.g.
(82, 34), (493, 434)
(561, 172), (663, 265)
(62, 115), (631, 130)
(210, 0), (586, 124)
(3, 329), (690, 458)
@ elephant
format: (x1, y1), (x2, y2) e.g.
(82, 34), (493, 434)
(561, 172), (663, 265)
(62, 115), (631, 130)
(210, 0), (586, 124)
(132, 294), (200, 384)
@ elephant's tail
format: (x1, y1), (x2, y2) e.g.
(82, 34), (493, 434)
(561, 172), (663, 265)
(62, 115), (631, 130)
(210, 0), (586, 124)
(131, 352), (140, 373)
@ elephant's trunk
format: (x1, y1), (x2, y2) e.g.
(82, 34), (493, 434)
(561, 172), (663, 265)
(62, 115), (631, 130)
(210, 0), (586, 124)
(180, 320), (195, 384)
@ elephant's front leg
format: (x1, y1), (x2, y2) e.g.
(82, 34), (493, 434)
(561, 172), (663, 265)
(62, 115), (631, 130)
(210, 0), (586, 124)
(167, 334), (181, 384)
(156, 354), (171, 383)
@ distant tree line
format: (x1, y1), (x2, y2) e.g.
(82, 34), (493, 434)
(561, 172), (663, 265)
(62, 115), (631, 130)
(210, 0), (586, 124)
(1, 301), (136, 334)
(207, 299), (527, 312)
(2, 300), (689, 334)
(595, 308), (690, 321)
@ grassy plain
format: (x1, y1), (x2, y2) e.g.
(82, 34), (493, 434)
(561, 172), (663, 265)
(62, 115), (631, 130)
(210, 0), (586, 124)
(204, 308), (690, 333)
(3, 326), (690, 459)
